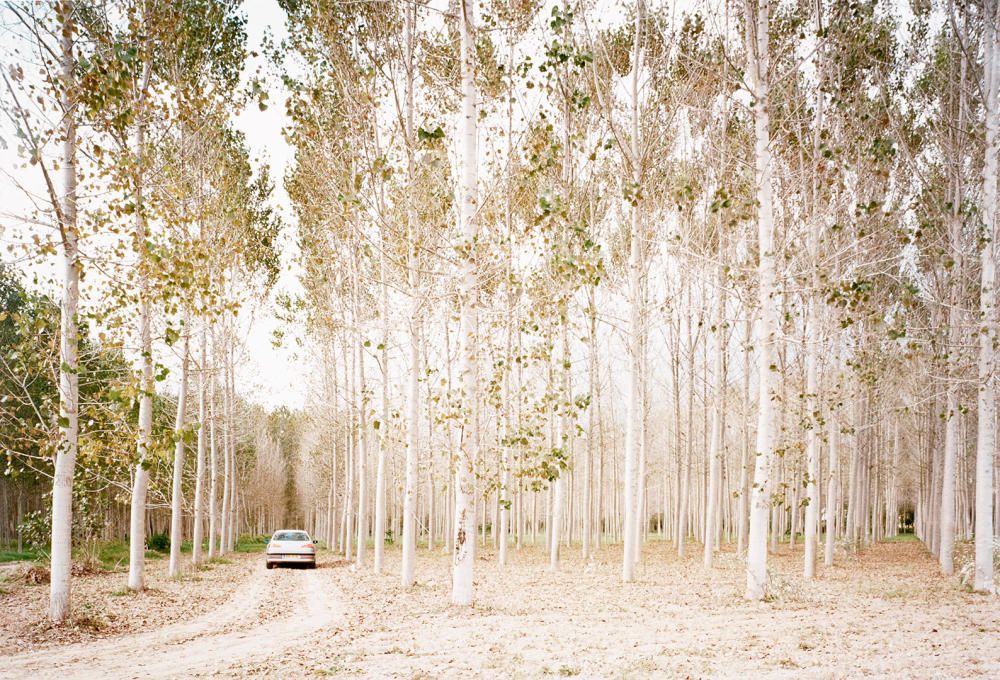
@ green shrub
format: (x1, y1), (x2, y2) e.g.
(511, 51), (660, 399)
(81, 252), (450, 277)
(17, 510), (50, 551)
(147, 532), (170, 553)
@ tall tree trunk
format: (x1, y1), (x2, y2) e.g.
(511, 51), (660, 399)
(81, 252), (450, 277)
(168, 318), (191, 577)
(803, 0), (825, 579)
(219, 335), (231, 557)
(737, 315), (751, 555)
(451, 0), (479, 606)
(583, 289), (597, 560)
(744, 0), (779, 602)
(622, 0), (645, 584)
(401, 0), (421, 588)
(343, 333), (354, 559)
(330, 347), (340, 550)
(499, 303), (513, 567)
(373, 255), (389, 574)
(49, 0), (80, 622)
(940, 260), (963, 573)
(498, 27), (518, 570)
(824, 417), (839, 566)
(704, 264), (725, 568)
(192, 323), (208, 566)
(226, 339), (238, 551)
(974, 0), (999, 593)
(550, 323), (571, 572)
(208, 347), (218, 559)
(355, 282), (368, 569)
(127, 59), (154, 592)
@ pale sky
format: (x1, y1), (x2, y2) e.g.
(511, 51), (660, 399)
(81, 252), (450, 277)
(232, 0), (308, 410)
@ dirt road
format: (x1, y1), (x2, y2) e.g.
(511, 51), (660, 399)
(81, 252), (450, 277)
(0, 563), (343, 679)
(2, 542), (997, 679)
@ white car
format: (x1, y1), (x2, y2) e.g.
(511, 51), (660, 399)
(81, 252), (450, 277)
(265, 529), (317, 569)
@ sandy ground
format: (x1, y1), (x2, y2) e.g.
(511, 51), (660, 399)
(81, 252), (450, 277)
(0, 555), (344, 679)
(0, 553), (257, 653)
(1, 540), (998, 679)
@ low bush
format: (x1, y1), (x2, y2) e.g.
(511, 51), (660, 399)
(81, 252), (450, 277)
(147, 532), (170, 553)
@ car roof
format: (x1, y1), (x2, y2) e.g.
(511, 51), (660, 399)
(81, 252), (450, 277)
(272, 529), (310, 535)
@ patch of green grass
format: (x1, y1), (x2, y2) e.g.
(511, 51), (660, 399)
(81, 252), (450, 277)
(176, 540), (221, 554)
(0, 549), (40, 563)
(87, 541), (165, 571)
(881, 533), (918, 542)
(94, 541), (132, 570)
(110, 587), (138, 597)
(235, 535), (269, 553)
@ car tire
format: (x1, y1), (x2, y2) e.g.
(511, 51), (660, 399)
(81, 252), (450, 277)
(266, 561), (274, 569)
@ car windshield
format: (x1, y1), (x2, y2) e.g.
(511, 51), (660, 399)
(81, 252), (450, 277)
(273, 531), (309, 542)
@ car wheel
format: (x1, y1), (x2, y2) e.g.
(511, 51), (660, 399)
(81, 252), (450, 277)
(266, 562), (274, 570)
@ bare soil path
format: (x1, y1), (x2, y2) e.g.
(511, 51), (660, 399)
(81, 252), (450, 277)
(0, 561), (344, 679)
(228, 540), (1000, 679)
(1, 541), (997, 678)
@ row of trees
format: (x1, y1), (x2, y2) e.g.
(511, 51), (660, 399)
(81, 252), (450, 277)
(283, 0), (998, 605)
(3, 0), (999, 627)
(1, 0), (281, 622)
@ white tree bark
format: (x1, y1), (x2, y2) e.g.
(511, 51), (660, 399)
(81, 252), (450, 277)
(219, 334), (231, 556)
(373, 254), (389, 574)
(824, 417), (839, 567)
(192, 323), (208, 566)
(355, 294), (368, 569)
(127, 60), (154, 590)
(704, 265), (725, 568)
(226, 339), (238, 551)
(402, 313), (420, 585)
(550, 326), (571, 572)
(737, 316), (751, 555)
(940, 264), (963, 573)
(803, 302), (820, 579)
(939, 13), (971, 573)
(451, 0), (479, 606)
(745, 0), (779, 602)
(974, 0), (999, 594)
(49, 0), (80, 622)
(803, 1), (824, 579)
(207, 344), (218, 559)
(549, 474), (564, 571)
(622, 0), (645, 584)
(583, 292), (597, 561)
(401, 0), (420, 588)
(168, 318), (190, 577)
(498, 27), (519, 569)
(499, 316), (512, 566)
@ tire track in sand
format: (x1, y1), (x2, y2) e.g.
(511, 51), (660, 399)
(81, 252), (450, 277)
(1, 564), (343, 679)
